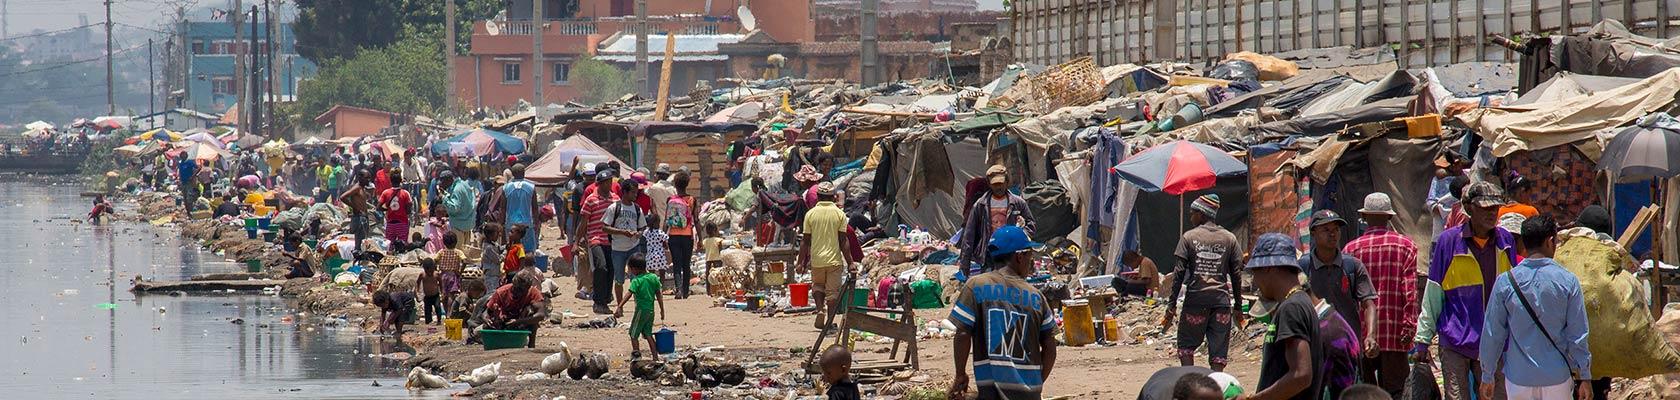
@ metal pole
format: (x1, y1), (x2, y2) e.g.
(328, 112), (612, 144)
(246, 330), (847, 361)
(250, 5), (260, 136)
(104, 0), (113, 115)
(534, 0), (544, 114)
(635, 0), (648, 97)
(861, 0), (878, 85)
(149, 38), (155, 118)
(446, 0), (456, 112)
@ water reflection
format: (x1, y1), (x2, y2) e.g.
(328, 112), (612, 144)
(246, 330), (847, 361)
(0, 179), (443, 399)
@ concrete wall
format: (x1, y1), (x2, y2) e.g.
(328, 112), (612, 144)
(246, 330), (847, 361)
(728, 53), (935, 82)
(815, 11), (1001, 41)
(330, 110), (394, 139)
(1012, 0), (1680, 68)
(453, 54), (587, 110)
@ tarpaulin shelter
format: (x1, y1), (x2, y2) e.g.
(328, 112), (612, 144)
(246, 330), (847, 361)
(173, 141), (231, 162)
(136, 128), (181, 141)
(429, 128), (526, 156)
(1519, 20), (1680, 92)
(1459, 67), (1680, 158)
(525, 134), (631, 186)
(183, 131), (223, 148)
(1511, 72), (1642, 105)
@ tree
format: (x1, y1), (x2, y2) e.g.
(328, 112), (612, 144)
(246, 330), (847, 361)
(294, 36), (446, 122)
(570, 58), (632, 106)
(295, 0), (502, 62)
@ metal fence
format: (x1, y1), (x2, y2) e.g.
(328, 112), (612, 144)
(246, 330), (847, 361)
(1012, 0), (1680, 68)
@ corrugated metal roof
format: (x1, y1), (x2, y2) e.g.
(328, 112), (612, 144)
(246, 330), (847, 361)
(594, 54), (729, 62)
(596, 34), (745, 55)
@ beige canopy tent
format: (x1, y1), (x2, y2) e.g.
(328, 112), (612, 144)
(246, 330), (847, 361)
(526, 134), (632, 186)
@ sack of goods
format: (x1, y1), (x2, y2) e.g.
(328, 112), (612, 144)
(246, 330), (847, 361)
(1552, 228), (1680, 379)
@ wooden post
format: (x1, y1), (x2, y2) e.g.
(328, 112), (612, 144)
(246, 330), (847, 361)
(1656, 181), (1668, 318)
(653, 32), (676, 122)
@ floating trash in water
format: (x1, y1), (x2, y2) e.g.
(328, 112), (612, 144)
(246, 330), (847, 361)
(94, 303), (117, 310)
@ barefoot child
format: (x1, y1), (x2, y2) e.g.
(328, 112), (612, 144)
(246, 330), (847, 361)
(420, 258), (443, 325)
(372, 289), (416, 339)
(478, 223), (504, 288)
(616, 254), (664, 357)
(436, 232), (466, 311)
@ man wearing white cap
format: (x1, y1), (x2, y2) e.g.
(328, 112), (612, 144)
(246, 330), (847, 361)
(1342, 192), (1418, 397)
(645, 163), (677, 220)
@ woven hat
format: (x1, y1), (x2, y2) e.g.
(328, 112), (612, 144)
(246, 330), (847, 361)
(1358, 192), (1397, 216)
(815, 181), (836, 196)
(1190, 194), (1221, 217)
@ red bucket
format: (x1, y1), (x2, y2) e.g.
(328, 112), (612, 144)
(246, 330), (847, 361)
(788, 283), (810, 307)
(733, 290), (746, 302)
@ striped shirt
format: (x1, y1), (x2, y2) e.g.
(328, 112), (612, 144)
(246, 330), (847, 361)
(580, 194), (615, 246)
(1343, 226), (1420, 352)
(949, 267), (1056, 399)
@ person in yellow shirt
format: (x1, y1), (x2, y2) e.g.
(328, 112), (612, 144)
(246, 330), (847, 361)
(799, 182), (852, 330)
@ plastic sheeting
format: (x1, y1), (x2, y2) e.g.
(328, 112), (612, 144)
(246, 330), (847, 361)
(1461, 66), (1680, 158)
(1251, 97), (1412, 140)
(1552, 228), (1680, 379)
(1511, 72), (1641, 106)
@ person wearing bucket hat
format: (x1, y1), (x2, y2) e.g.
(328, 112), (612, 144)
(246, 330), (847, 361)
(1416, 180), (1517, 400)
(799, 180), (852, 330)
(1343, 192), (1421, 397)
(1161, 193), (1242, 371)
(947, 225), (1057, 400)
(1244, 232), (1327, 400)
(958, 165), (1036, 274)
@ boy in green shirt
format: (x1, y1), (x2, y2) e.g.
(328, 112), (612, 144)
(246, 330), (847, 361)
(616, 253), (664, 356)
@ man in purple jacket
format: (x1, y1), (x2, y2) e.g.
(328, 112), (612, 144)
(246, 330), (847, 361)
(1414, 181), (1517, 400)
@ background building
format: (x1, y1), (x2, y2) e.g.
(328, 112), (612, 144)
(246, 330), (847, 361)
(182, 20), (317, 113)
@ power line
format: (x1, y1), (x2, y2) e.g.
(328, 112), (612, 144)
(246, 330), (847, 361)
(0, 44), (139, 77)
(0, 23), (97, 42)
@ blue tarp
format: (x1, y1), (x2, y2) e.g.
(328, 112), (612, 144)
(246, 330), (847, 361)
(428, 128), (526, 155)
(1615, 181), (1654, 257)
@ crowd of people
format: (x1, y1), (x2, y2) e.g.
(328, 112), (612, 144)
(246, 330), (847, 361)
(125, 133), (1617, 400)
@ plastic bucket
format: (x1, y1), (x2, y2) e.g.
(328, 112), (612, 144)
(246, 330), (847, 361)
(1103, 317), (1121, 341)
(480, 329), (530, 350)
(654, 328), (677, 354)
(262, 231), (278, 242)
(325, 257), (348, 277)
(534, 254), (550, 272)
(788, 283), (810, 307)
(244, 259), (262, 273)
(245, 228), (258, 239)
(256, 217), (272, 230)
(733, 290), (746, 302)
(849, 288), (870, 310)
(443, 318), (464, 340)
(1062, 299), (1096, 346)
(243, 218), (259, 229)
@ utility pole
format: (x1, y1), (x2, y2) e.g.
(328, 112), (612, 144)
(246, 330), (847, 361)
(233, 0), (245, 135)
(248, 5), (260, 136)
(532, 0), (543, 117)
(3, 0), (10, 40)
(265, 0), (274, 138)
(104, 0), (114, 115)
(149, 38), (155, 117)
(634, 0), (647, 97)
(445, 0), (456, 113)
(860, 0), (878, 86)
(175, 6), (187, 109)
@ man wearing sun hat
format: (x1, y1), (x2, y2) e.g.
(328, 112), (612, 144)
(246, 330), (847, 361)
(1161, 193), (1243, 372)
(1342, 192), (1419, 397)
(1416, 181), (1517, 400)
(947, 224), (1058, 400)
(958, 164), (1036, 275)
(1246, 232), (1323, 400)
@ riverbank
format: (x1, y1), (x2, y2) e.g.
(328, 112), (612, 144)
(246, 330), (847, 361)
(111, 189), (1277, 399)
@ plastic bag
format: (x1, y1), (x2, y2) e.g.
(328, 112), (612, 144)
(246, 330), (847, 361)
(1208, 60), (1259, 82)
(1400, 361), (1441, 400)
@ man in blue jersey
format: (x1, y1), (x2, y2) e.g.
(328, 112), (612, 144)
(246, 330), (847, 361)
(948, 225), (1058, 399)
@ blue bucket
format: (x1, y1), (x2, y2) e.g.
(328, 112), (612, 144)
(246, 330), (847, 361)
(255, 217), (272, 230)
(534, 254), (550, 272)
(654, 328), (676, 354)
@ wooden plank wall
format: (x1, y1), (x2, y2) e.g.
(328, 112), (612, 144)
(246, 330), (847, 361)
(1011, 0), (1678, 68)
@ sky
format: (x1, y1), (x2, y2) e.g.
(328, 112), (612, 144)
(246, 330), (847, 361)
(1, 0), (176, 36)
(978, 0), (1004, 11)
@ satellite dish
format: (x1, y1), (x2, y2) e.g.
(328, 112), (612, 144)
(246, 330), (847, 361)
(738, 5), (757, 31)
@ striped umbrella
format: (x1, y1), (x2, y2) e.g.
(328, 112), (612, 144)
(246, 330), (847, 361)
(1113, 140), (1248, 195)
(1600, 113), (1680, 180)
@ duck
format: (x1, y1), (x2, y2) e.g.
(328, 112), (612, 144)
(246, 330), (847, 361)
(454, 362), (501, 387)
(403, 367), (448, 390)
(539, 342), (572, 376)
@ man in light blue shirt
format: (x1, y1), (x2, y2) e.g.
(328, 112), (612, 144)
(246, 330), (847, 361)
(1480, 216), (1591, 400)
(503, 163), (539, 252)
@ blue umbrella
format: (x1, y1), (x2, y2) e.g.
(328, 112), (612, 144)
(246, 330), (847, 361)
(429, 128), (527, 156)
(1113, 140), (1247, 194)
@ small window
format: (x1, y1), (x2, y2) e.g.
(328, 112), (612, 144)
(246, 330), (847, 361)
(552, 62), (570, 84)
(502, 62), (522, 83)
(210, 76), (235, 95)
(191, 40), (205, 54)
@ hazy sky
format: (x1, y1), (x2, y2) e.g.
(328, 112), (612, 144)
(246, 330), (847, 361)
(2, 0), (174, 35)
(978, 0), (1004, 11)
